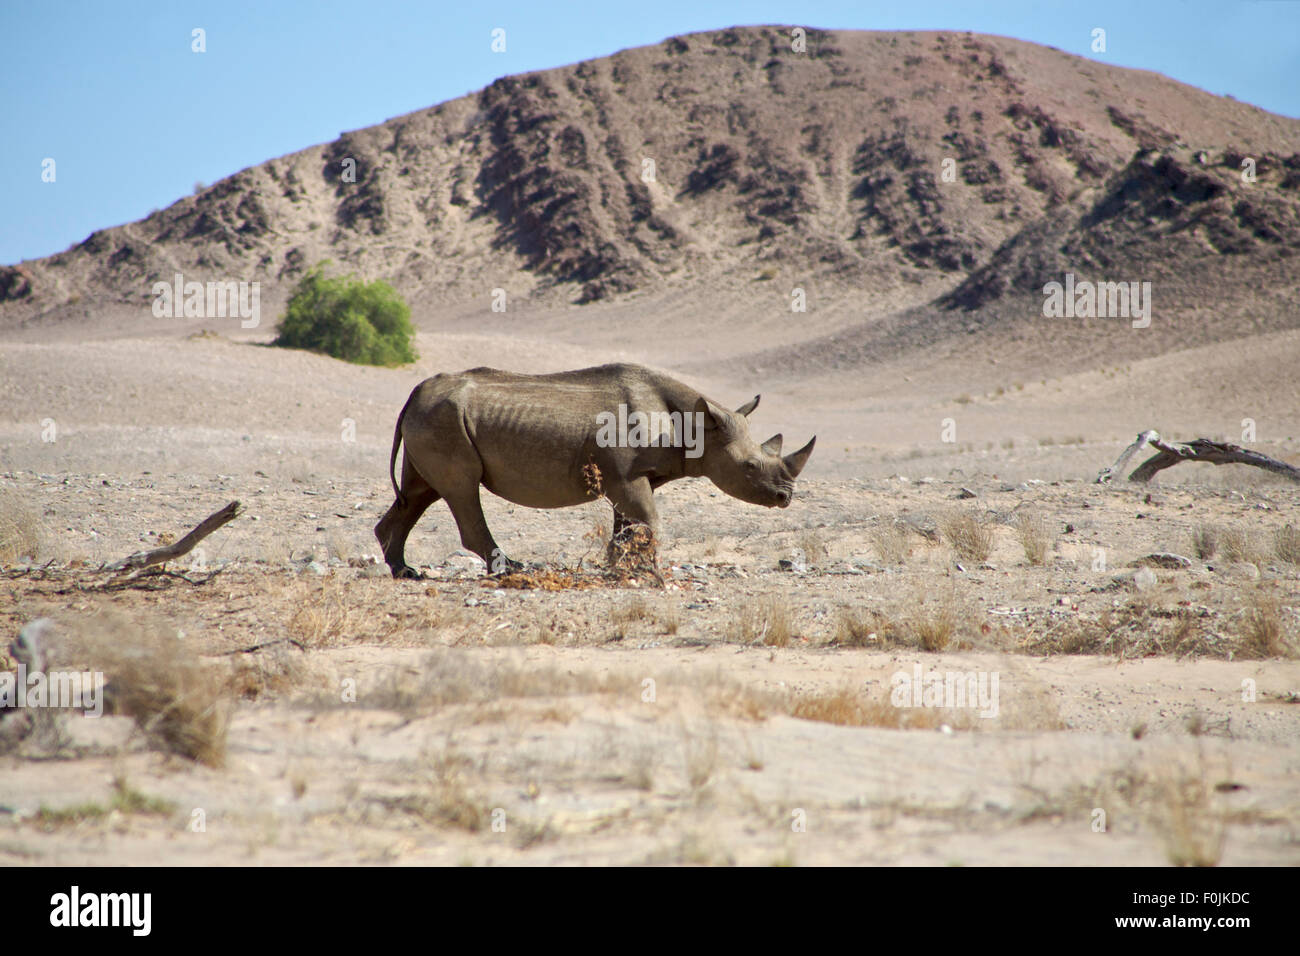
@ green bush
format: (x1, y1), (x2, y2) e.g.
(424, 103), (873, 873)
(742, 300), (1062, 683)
(273, 265), (417, 366)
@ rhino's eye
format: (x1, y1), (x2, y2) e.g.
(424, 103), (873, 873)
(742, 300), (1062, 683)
(744, 460), (759, 473)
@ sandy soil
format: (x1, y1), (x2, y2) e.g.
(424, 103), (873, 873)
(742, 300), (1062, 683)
(2, 332), (1298, 864)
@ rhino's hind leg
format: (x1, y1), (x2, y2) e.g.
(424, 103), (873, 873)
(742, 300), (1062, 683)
(442, 484), (516, 572)
(375, 456), (442, 579)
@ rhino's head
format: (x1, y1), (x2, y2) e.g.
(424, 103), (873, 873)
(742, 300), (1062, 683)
(693, 395), (815, 508)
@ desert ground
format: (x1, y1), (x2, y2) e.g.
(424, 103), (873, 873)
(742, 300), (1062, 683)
(2, 325), (1298, 867)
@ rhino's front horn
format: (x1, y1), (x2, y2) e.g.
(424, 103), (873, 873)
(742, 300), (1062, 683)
(760, 433), (783, 456)
(783, 436), (816, 477)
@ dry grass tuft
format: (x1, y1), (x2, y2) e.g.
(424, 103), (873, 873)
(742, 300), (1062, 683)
(70, 614), (231, 767)
(797, 529), (828, 565)
(831, 599), (964, 653)
(681, 724), (720, 794)
(351, 647), (635, 715)
(870, 520), (912, 565)
(1237, 592), (1297, 659)
(706, 678), (783, 721)
(830, 607), (885, 647)
(790, 687), (946, 730)
(730, 595), (794, 647)
(1141, 755), (1228, 867)
(610, 597), (648, 625)
(287, 580), (363, 648)
(1217, 527), (1266, 568)
(1189, 524), (1220, 560)
(1156, 777), (1226, 867)
(941, 511), (993, 564)
(622, 743), (659, 791)
(1014, 512), (1051, 566)
(229, 643), (305, 700)
(0, 488), (44, 565)
(382, 748), (488, 831)
(909, 600), (957, 652)
(36, 776), (176, 828)
(1274, 524), (1300, 565)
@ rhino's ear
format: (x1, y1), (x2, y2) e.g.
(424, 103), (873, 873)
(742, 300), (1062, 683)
(760, 433), (783, 456)
(734, 394), (760, 418)
(783, 436), (816, 478)
(694, 396), (730, 433)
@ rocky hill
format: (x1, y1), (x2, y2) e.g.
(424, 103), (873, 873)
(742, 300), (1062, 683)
(3, 26), (1297, 367)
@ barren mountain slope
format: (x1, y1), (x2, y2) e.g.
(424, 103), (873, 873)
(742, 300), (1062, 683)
(3, 26), (1297, 378)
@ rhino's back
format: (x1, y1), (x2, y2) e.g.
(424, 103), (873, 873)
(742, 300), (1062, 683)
(423, 363), (692, 414)
(404, 364), (696, 506)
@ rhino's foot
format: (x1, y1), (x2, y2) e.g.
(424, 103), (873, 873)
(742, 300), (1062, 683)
(391, 564), (425, 580)
(488, 557), (526, 577)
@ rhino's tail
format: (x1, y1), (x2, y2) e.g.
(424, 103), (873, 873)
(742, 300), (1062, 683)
(389, 389), (417, 509)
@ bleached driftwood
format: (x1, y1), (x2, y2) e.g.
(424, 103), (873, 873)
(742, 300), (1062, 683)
(104, 500), (242, 572)
(1095, 430), (1160, 484)
(1097, 433), (1300, 485)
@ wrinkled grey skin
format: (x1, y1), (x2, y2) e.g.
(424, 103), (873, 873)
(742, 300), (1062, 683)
(374, 363), (816, 578)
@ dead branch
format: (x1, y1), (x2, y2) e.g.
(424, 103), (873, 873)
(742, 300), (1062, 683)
(1096, 430), (1159, 483)
(86, 567), (226, 592)
(1098, 433), (1300, 485)
(217, 637), (307, 656)
(104, 500), (242, 572)
(1131, 438), (1300, 484)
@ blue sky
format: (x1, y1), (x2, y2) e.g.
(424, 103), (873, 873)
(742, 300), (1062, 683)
(2, 0), (1297, 266)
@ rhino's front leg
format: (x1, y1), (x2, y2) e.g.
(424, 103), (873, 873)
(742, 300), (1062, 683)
(606, 477), (659, 565)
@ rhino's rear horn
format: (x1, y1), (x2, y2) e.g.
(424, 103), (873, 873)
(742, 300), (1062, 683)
(760, 433), (783, 456)
(783, 436), (816, 477)
(734, 395), (760, 418)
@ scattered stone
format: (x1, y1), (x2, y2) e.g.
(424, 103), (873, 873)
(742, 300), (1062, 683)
(1128, 552), (1193, 570)
(900, 514), (939, 541)
(1108, 567), (1157, 591)
(445, 550), (487, 573)
(1223, 562), (1260, 581)
(956, 487), (977, 499)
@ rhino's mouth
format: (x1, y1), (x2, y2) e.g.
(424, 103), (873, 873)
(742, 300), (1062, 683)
(775, 489), (792, 508)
